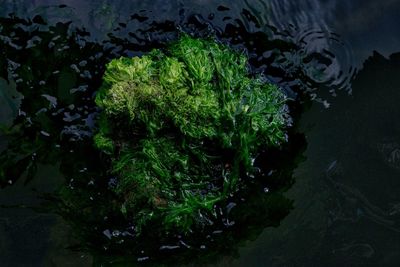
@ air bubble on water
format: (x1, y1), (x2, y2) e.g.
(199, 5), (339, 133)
(226, 202), (236, 213)
(80, 70), (92, 79)
(160, 245), (180, 250)
(7, 59), (20, 70)
(224, 219), (235, 226)
(79, 60), (88, 67)
(122, 231), (134, 237)
(41, 94), (57, 108)
(112, 230), (121, 237)
(40, 130), (50, 137)
(70, 85), (88, 94)
(35, 108), (47, 115)
(103, 229), (112, 239)
(179, 240), (191, 248)
(70, 64), (80, 73)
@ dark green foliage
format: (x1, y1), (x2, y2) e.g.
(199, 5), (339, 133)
(95, 34), (290, 233)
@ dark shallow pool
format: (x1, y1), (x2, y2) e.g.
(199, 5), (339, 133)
(1, 1), (400, 266)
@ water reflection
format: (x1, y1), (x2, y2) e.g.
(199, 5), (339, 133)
(0, 1), (363, 266)
(227, 51), (400, 267)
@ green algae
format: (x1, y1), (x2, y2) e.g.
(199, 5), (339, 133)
(94, 34), (290, 233)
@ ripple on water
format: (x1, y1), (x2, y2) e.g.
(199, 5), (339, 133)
(240, 0), (357, 102)
(0, 3), (359, 265)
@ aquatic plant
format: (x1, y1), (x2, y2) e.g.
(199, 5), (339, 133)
(94, 34), (290, 234)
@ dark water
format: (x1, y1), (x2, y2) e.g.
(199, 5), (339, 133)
(1, 1), (400, 266)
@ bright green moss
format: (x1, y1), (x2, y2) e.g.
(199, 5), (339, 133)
(95, 34), (290, 233)
(93, 133), (114, 154)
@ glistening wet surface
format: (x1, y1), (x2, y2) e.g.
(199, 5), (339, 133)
(0, 1), (399, 266)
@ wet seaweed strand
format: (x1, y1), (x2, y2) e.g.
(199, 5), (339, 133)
(94, 34), (290, 233)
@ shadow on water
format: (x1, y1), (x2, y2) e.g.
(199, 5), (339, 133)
(0, 3), (357, 266)
(221, 50), (400, 267)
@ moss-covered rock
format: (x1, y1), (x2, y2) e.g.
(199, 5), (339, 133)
(94, 34), (290, 233)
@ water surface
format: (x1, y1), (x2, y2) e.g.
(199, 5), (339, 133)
(1, 1), (400, 266)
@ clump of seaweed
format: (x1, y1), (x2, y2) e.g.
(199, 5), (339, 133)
(94, 34), (290, 234)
